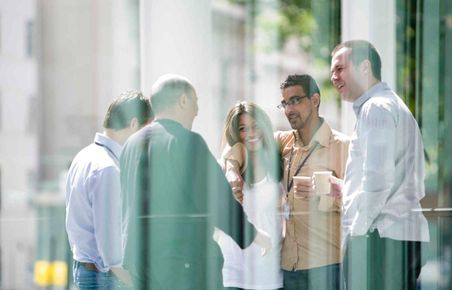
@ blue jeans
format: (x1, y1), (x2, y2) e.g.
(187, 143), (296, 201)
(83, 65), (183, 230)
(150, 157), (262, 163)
(73, 261), (128, 290)
(283, 264), (341, 290)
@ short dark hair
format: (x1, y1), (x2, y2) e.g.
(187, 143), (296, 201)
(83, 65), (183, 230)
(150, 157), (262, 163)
(331, 40), (382, 81)
(280, 74), (321, 97)
(280, 74), (321, 111)
(103, 90), (153, 130)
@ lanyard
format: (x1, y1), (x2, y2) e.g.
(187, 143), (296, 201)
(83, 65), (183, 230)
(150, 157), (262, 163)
(286, 141), (320, 193)
(95, 142), (119, 161)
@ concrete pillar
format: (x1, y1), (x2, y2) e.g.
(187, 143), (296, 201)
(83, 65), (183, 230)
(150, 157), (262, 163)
(139, 0), (217, 151)
(340, 0), (396, 135)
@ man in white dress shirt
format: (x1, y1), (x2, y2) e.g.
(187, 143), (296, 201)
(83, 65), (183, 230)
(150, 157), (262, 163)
(65, 90), (153, 289)
(330, 40), (430, 290)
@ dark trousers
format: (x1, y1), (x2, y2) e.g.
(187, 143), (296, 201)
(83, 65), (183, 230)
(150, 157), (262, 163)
(283, 263), (341, 290)
(343, 230), (424, 290)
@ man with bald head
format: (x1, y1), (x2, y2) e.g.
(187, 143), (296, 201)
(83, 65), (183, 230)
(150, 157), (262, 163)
(120, 74), (262, 289)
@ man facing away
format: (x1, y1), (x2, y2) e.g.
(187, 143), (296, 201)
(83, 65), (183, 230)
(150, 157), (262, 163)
(275, 74), (349, 290)
(330, 39), (430, 290)
(120, 74), (267, 290)
(65, 90), (153, 289)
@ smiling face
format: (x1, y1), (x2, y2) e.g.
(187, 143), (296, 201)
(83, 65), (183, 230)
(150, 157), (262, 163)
(330, 47), (366, 102)
(281, 85), (316, 131)
(238, 113), (263, 152)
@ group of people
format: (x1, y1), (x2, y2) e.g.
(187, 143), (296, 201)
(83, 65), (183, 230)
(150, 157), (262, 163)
(65, 39), (429, 290)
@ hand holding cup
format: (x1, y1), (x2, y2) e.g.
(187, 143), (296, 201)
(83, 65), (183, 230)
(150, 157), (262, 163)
(328, 175), (343, 198)
(293, 176), (314, 199)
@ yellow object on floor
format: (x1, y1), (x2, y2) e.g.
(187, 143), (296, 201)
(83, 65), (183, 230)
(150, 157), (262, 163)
(34, 260), (68, 287)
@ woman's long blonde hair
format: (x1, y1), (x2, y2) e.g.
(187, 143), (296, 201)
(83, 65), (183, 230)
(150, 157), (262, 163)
(222, 101), (281, 182)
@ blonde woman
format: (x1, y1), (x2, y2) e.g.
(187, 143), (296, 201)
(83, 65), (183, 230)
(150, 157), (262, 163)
(216, 102), (283, 290)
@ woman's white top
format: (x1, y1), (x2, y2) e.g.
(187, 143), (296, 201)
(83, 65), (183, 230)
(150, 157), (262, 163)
(216, 176), (283, 289)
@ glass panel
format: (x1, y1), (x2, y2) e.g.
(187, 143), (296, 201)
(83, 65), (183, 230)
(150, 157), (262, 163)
(396, 0), (452, 289)
(1, 0), (451, 289)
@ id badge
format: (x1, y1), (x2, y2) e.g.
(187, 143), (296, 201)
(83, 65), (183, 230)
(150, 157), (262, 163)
(283, 203), (290, 220)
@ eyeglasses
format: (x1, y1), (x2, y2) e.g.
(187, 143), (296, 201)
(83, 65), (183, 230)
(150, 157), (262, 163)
(277, 95), (308, 109)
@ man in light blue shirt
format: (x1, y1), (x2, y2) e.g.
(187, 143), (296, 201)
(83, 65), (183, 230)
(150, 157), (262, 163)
(330, 40), (429, 290)
(65, 90), (153, 289)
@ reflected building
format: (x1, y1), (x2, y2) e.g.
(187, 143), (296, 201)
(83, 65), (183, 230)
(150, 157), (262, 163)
(0, 0), (38, 288)
(0, 0), (451, 289)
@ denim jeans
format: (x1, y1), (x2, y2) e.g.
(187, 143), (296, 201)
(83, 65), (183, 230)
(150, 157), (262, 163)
(73, 261), (129, 290)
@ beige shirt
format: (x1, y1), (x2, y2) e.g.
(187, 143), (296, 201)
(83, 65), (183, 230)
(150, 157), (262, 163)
(221, 143), (247, 174)
(276, 120), (349, 270)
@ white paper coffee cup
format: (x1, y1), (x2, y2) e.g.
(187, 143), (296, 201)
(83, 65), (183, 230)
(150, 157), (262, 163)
(313, 171), (332, 195)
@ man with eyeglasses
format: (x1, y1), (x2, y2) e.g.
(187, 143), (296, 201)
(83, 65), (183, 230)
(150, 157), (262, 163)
(275, 74), (349, 290)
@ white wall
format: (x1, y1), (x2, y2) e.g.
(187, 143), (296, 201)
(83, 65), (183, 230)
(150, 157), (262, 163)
(140, 0), (220, 151)
(340, 0), (396, 135)
(0, 0), (38, 288)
